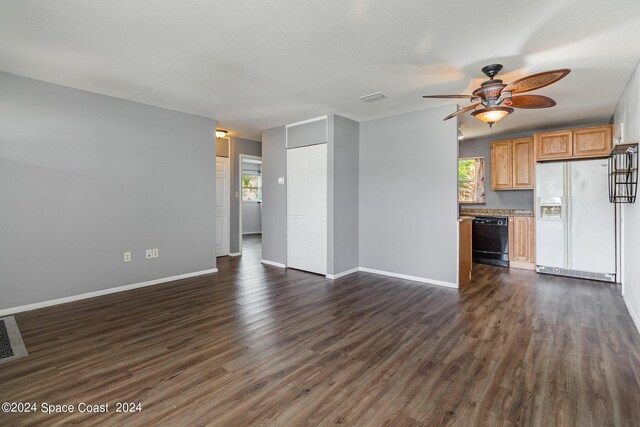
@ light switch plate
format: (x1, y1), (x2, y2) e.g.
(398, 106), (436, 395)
(124, 252), (131, 262)
(278, 177), (285, 185)
(146, 249), (153, 259)
(152, 248), (159, 258)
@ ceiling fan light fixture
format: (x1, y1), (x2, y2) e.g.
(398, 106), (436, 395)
(216, 129), (228, 138)
(471, 106), (514, 127)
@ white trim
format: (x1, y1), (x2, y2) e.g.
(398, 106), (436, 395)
(358, 267), (458, 289)
(624, 296), (640, 335)
(0, 268), (219, 317)
(326, 267), (359, 280)
(229, 252), (241, 257)
(285, 115), (328, 128)
(261, 259), (286, 268)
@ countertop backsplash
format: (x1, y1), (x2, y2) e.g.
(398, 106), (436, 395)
(460, 207), (535, 217)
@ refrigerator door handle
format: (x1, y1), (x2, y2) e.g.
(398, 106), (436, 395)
(565, 162), (570, 268)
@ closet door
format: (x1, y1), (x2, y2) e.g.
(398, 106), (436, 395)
(286, 144), (327, 274)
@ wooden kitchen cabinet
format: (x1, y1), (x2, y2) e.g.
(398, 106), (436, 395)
(534, 130), (573, 160)
(512, 137), (535, 188)
(491, 140), (512, 190)
(573, 125), (612, 158)
(534, 125), (612, 161)
(509, 216), (535, 270)
(491, 138), (534, 190)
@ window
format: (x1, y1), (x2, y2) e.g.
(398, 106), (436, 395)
(459, 157), (485, 204)
(242, 174), (262, 202)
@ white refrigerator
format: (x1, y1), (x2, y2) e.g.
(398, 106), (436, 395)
(535, 159), (616, 282)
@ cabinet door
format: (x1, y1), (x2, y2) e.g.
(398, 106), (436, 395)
(509, 217), (534, 262)
(512, 138), (534, 189)
(573, 125), (612, 158)
(535, 130), (573, 161)
(491, 140), (512, 190)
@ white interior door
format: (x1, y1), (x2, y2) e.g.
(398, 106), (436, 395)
(569, 160), (615, 273)
(216, 156), (230, 256)
(287, 144), (327, 274)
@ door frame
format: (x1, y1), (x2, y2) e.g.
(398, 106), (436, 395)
(216, 155), (231, 257)
(238, 154), (262, 256)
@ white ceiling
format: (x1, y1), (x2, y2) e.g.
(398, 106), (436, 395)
(2, 1), (640, 141)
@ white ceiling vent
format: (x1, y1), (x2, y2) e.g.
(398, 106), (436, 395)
(359, 92), (387, 102)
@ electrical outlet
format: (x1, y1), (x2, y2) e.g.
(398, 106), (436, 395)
(146, 249), (153, 259)
(152, 248), (159, 258)
(124, 252), (131, 262)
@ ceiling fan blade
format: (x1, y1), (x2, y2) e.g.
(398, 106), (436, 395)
(505, 95), (556, 109)
(503, 69), (571, 94)
(443, 104), (481, 121)
(422, 95), (474, 99)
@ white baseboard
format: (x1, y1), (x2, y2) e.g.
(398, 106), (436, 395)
(624, 295), (640, 335)
(229, 252), (241, 257)
(326, 267), (359, 280)
(261, 259), (286, 268)
(358, 267), (458, 289)
(0, 268), (218, 317)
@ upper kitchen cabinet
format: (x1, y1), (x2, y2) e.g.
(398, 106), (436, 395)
(534, 125), (612, 161)
(512, 138), (535, 188)
(491, 140), (512, 190)
(534, 130), (573, 160)
(573, 125), (612, 158)
(490, 137), (534, 190)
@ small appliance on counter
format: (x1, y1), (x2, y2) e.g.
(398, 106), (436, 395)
(472, 216), (509, 267)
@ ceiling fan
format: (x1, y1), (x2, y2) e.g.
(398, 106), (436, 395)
(423, 64), (571, 127)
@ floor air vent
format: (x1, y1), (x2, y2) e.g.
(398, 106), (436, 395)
(536, 265), (615, 283)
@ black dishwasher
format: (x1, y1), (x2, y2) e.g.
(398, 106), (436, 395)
(472, 216), (509, 267)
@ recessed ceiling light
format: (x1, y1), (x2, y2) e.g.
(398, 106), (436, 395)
(359, 92), (387, 102)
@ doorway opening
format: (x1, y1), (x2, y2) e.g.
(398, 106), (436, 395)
(238, 154), (262, 261)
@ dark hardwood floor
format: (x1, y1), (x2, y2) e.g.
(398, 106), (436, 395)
(1, 238), (640, 426)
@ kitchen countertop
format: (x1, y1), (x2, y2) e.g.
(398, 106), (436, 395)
(459, 208), (535, 218)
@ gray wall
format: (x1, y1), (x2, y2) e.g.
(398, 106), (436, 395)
(459, 131), (535, 210)
(261, 126), (287, 264)
(359, 106), (459, 285)
(230, 137), (261, 253)
(0, 72), (217, 310)
(613, 60), (640, 332)
(216, 138), (229, 157)
(242, 203), (262, 234)
(286, 118), (327, 148)
(330, 115), (359, 274)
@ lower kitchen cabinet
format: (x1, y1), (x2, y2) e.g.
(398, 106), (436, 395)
(509, 216), (535, 270)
